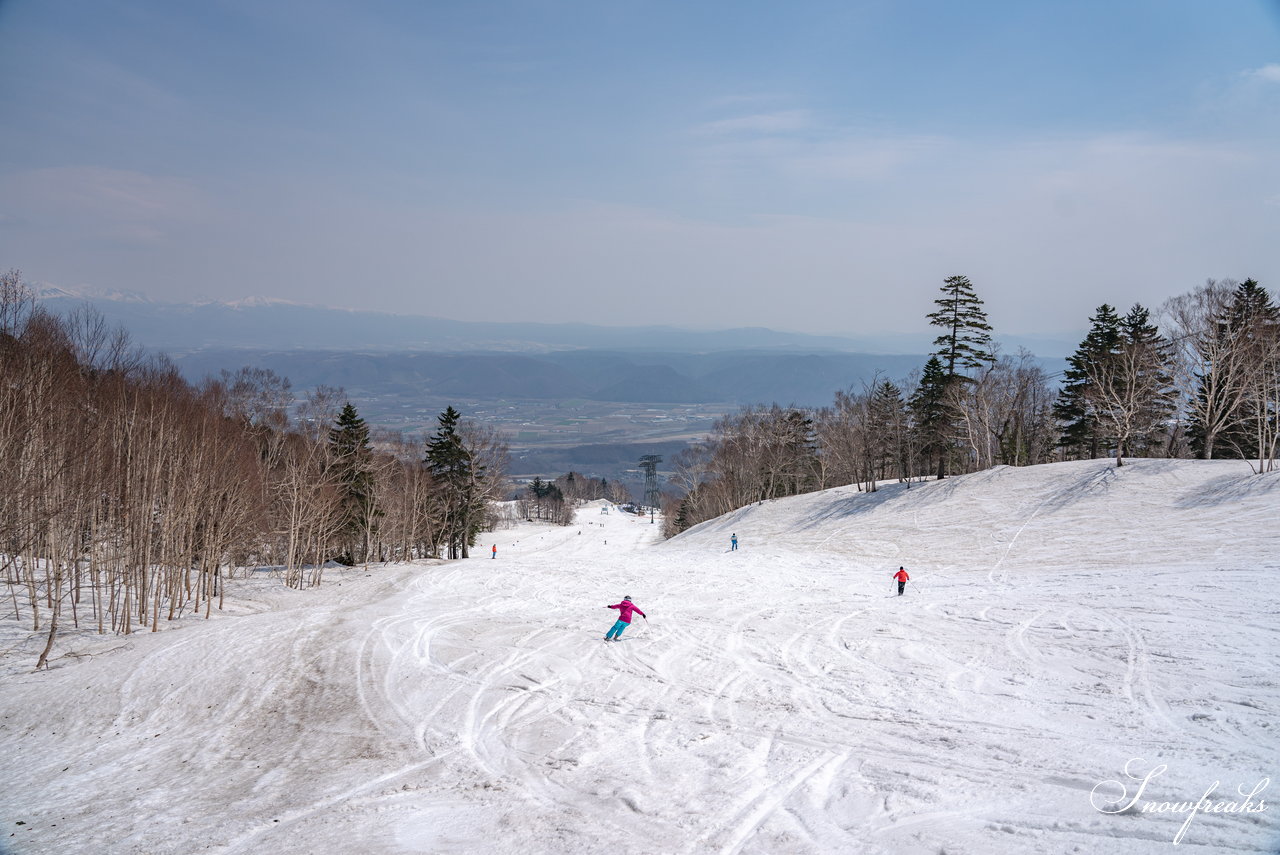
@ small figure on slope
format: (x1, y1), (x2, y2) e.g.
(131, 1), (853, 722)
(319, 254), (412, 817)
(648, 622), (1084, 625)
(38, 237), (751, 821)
(893, 566), (910, 596)
(604, 595), (646, 641)
(730, 533), (738, 551)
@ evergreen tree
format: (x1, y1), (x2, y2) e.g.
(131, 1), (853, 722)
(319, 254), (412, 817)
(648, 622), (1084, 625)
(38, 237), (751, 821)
(425, 406), (486, 559)
(927, 275), (996, 378)
(327, 402), (376, 564)
(673, 493), (695, 533)
(867, 380), (909, 482)
(526, 477), (548, 519)
(920, 276), (995, 479)
(1117, 304), (1177, 457)
(525, 476), (566, 521)
(909, 356), (953, 479)
(1055, 304), (1121, 459)
(329, 403), (367, 444)
(1227, 278), (1278, 331)
(544, 482), (568, 524)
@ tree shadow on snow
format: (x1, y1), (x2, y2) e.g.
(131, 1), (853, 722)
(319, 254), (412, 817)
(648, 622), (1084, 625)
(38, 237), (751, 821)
(1176, 464), (1280, 508)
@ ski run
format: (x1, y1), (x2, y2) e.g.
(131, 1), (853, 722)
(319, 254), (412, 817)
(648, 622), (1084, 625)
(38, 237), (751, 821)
(2, 458), (1278, 854)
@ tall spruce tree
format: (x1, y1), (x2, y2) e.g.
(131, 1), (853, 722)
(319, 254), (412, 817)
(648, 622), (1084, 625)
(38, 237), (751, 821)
(327, 403), (376, 564)
(425, 406), (486, 559)
(909, 356), (953, 479)
(1227, 278), (1277, 330)
(868, 379), (909, 483)
(927, 275), (996, 378)
(526, 476), (559, 521)
(1055, 304), (1121, 459)
(1117, 304), (1177, 457)
(918, 276), (993, 479)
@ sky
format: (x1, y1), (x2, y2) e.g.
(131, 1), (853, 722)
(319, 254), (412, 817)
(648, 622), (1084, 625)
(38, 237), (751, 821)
(1, 0), (1278, 339)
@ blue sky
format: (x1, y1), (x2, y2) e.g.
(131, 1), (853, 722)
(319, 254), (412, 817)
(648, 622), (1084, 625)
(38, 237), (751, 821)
(1, 0), (1277, 339)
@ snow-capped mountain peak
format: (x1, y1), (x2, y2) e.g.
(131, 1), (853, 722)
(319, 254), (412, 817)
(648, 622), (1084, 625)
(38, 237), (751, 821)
(34, 284), (154, 303)
(219, 295), (305, 309)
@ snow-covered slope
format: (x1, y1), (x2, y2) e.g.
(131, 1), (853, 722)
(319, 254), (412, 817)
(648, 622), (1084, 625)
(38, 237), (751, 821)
(2, 459), (1278, 854)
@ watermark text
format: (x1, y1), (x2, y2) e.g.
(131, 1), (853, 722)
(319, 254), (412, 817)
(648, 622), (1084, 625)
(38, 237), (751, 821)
(1090, 758), (1269, 844)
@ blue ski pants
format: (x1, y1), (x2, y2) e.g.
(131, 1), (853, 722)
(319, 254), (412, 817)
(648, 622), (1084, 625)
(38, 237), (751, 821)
(605, 620), (629, 640)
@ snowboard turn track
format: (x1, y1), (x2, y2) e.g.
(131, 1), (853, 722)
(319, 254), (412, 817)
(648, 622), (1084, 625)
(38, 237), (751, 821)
(2, 459), (1278, 854)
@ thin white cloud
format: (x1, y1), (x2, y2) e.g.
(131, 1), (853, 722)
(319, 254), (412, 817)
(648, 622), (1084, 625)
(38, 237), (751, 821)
(1245, 63), (1280, 83)
(704, 92), (794, 109)
(690, 125), (947, 186)
(693, 110), (812, 136)
(0, 167), (204, 242)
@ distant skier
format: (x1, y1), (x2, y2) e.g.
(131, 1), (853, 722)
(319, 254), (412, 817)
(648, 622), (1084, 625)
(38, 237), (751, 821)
(893, 566), (909, 596)
(730, 533), (738, 551)
(491, 544), (497, 559)
(604, 595), (646, 642)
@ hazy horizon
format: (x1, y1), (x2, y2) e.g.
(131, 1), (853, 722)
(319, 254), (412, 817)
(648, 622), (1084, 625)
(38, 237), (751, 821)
(2, 1), (1278, 339)
(31, 281), (1084, 355)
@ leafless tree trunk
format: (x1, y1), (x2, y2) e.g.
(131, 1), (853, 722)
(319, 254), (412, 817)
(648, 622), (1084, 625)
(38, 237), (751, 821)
(1163, 281), (1254, 460)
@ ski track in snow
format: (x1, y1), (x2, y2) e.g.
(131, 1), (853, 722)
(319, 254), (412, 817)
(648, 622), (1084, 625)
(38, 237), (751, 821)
(2, 459), (1279, 854)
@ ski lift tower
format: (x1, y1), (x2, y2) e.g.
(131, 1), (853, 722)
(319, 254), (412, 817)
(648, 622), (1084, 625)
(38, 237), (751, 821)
(638, 454), (662, 524)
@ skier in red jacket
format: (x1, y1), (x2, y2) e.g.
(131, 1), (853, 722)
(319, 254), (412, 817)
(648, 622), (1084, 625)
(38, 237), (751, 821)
(604, 595), (646, 641)
(893, 567), (910, 596)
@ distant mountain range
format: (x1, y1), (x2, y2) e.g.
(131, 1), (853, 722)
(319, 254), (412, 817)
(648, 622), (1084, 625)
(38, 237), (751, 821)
(32, 285), (1071, 417)
(33, 285), (894, 354)
(32, 285), (1076, 358)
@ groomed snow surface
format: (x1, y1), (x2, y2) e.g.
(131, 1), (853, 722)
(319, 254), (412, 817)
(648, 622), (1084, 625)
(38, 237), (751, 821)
(2, 459), (1279, 855)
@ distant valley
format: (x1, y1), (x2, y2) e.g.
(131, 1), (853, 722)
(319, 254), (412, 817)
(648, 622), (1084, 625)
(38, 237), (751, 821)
(36, 287), (1068, 491)
(169, 347), (927, 486)
(171, 348), (929, 410)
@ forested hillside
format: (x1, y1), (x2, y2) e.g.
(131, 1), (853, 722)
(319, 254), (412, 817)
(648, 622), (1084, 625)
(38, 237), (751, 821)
(2, 273), (507, 666)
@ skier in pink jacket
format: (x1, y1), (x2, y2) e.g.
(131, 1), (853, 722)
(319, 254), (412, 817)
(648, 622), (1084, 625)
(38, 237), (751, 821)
(604, 595), (646, 641)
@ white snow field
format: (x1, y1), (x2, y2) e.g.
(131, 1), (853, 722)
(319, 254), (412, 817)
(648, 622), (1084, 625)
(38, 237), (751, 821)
(2, 458), (1279, 855)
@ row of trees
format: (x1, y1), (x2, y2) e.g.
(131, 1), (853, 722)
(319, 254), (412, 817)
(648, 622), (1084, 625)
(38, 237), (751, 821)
(554, 471), (632, 506)
(520, 477), (575, 525)
(1, 271), (507, 664)
(518, 473), (632, 526)
(1057, 278), (1279, 468)
(1173, 279), (1279, 465)
(665, 275), (1278, 536)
